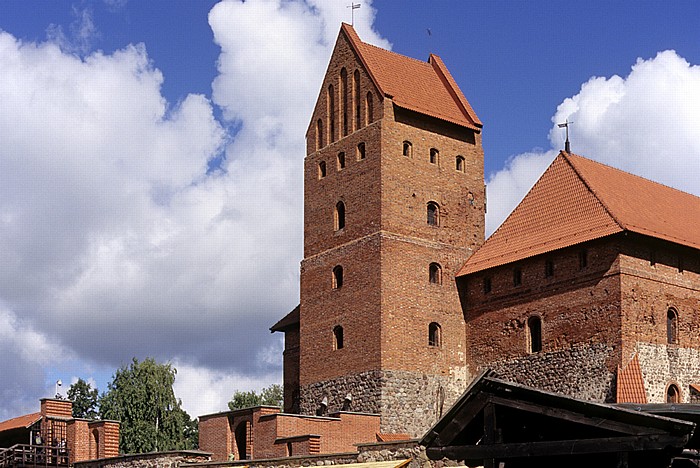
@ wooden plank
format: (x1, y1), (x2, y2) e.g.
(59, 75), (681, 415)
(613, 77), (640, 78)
(434, 393), (488, 446)
(426, 434), (687, 460)
(488, 396), (667, 436)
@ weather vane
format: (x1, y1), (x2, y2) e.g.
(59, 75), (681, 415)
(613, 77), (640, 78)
(348, 3), (361, 26)
(558, 118), (574, 153)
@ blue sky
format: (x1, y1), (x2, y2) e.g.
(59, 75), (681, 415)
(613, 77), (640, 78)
(0, 0), (699, 419)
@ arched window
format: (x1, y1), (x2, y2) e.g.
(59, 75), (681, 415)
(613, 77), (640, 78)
(356, 142), (366, 160)
(366, 91), (374, 124)
(337, 151), (345, 170)
(318, 161), (326, 179)
(429, 263), (442, 284)
(316, 119), (323, 149)
(428, 322), (441, 347)
(334, 201), (345, 231)
(327, 84), (336, 143)
(402, 141), (413, 157)
(333, 325), (344, 349)
(667, 384), (680, 403)
(340, 68), (348, 137)
(427, 202), (439, 226)
(353, 70), (361, 130)
(667, 308), (679, 344)
(90, 429), (100, 460)
(527, 316), (542, 353)
(333, 265), (343, 289)
(456, 155), (465, 172)
(430, 148), (439, 165)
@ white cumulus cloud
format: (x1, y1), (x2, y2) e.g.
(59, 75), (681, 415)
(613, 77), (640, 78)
(487, 50), (700, 235)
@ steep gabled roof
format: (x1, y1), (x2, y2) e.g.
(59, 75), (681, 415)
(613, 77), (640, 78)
(0, 412), (41, 433)
(458, 151), (700, 276)
(341, 24), (481, 131)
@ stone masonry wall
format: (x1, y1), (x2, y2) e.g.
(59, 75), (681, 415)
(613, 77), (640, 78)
(637, 343), (700, 403)
(300, 370), (468, 437)
(491, 342), (616, 402)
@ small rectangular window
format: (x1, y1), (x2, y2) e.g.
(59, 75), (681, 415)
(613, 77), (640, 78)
(545, 259), (554, 278)
(356, 142), (366, 160)
(483, 277), (492, 294)
(579, 249), (588, 270)
(513, 268), (522, 287)
(318, 161), (326, 179)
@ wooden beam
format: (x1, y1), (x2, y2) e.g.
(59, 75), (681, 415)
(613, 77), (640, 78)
(488, 396), (667, 436)
(426, 434), (688, 460)
(434, 393), (488, 445)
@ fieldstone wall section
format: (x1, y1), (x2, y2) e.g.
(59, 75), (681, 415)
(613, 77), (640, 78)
(300, 370), (466, 437)
(637, 343), (700, 403)
(187, 452), (358, 468)
(74, 451), (211, 468)
(491, 343), (616, 402)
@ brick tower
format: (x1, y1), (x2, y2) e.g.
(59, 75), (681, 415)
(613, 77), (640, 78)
(279, 24), (485, 436)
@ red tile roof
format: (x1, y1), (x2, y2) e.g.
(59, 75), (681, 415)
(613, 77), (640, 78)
(616, 354), (647, 404)
(0, 412), (41, 433)
(458, 151), (700, 275)
(375, 433), (412, 442)
(341, 24), (481, 131)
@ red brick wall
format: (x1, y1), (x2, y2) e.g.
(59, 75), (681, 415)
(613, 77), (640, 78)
(282, 325), (300, 413)
(461, 239), (623, 373)
(199, 413), (232, 461)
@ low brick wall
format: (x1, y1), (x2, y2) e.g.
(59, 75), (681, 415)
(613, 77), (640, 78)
(74, 450), (211, 468)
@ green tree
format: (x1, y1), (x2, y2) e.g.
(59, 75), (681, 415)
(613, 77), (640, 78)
(228, 384), (283, 410)
(99, 358), (197, 454)
(67, 378), (99, 419)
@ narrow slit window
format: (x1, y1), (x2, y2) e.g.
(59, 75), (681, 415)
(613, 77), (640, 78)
(316, 119), (324, 149)
(483, 277), (492, 294)
(327, 84), (336, 142)
(667, 308), (679, 344)
(334, 201), (345, 231)
(356, 142), (366, 160)
(318, 161), (326, 179)
(456, 155), (465, 172)
(427, 202), (439, 226)
(332, 265), (343, 289)
(430, 148), (439, 165)
(340, 68), (348, 137)
(527, 316), (542, 353)
(429, 263), (442, 284)
(333, 325), (344, 350)
(579, 249), (588, 269)
(365, 91), (374, 124)
(337, 152), (345, 170)
(545, 259), (554, 278)
(353, 70), (361, 130)
(403, 141), (413, 157)
(428, 322), (441, 347)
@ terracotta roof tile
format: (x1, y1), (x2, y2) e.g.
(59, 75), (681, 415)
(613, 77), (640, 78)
(341, 24), (481, 131)
(0, 412), (41, 433)
(616, 354), (647, 404)
(375, 433), (412, 442)
(458, 151), (700, 275)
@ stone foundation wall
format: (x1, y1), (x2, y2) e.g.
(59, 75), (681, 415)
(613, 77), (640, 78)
(637, 343), (700, 403)
(490, 343), (616, 402)
(73, 450), (211, 468)
(299, 370), (467, 437)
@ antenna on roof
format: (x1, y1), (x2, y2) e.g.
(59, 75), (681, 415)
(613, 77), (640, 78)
(347, 3), (361, 26)
(557, 119), (574, 153)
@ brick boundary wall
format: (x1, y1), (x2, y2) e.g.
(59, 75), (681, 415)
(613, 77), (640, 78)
(73, 450), (211, 468)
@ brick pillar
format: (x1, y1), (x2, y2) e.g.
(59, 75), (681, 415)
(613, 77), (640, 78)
(66, 419), (90, 463)
(88, 421), (120, 458)
(40, 399), (73, 418)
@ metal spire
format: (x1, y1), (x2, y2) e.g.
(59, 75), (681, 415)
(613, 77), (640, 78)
(557, 119), (574, 153)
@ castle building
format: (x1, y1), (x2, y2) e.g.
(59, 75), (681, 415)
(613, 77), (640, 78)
(273, 23), (485, 437)
(456, 151), (700, 404)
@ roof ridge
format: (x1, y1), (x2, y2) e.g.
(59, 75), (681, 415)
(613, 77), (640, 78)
(340, 23), (386, 97)
(562, 152), (625, 231)
(429, 54), (482, 128)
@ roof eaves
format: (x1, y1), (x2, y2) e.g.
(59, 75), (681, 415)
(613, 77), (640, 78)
(392, 101), (481, 132)
(340, 23), (387, 99)
(428, 54), (482, 128)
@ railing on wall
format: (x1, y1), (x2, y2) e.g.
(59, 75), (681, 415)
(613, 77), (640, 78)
(0, 444), (69, 468)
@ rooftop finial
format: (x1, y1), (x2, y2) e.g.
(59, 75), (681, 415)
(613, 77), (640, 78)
(347, 3), (361, 26)
(557, 119), (574, 153)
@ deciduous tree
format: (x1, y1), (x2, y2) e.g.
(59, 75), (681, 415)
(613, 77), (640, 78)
(228, 384), (282, 410)
(67, 378), (99, 419)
